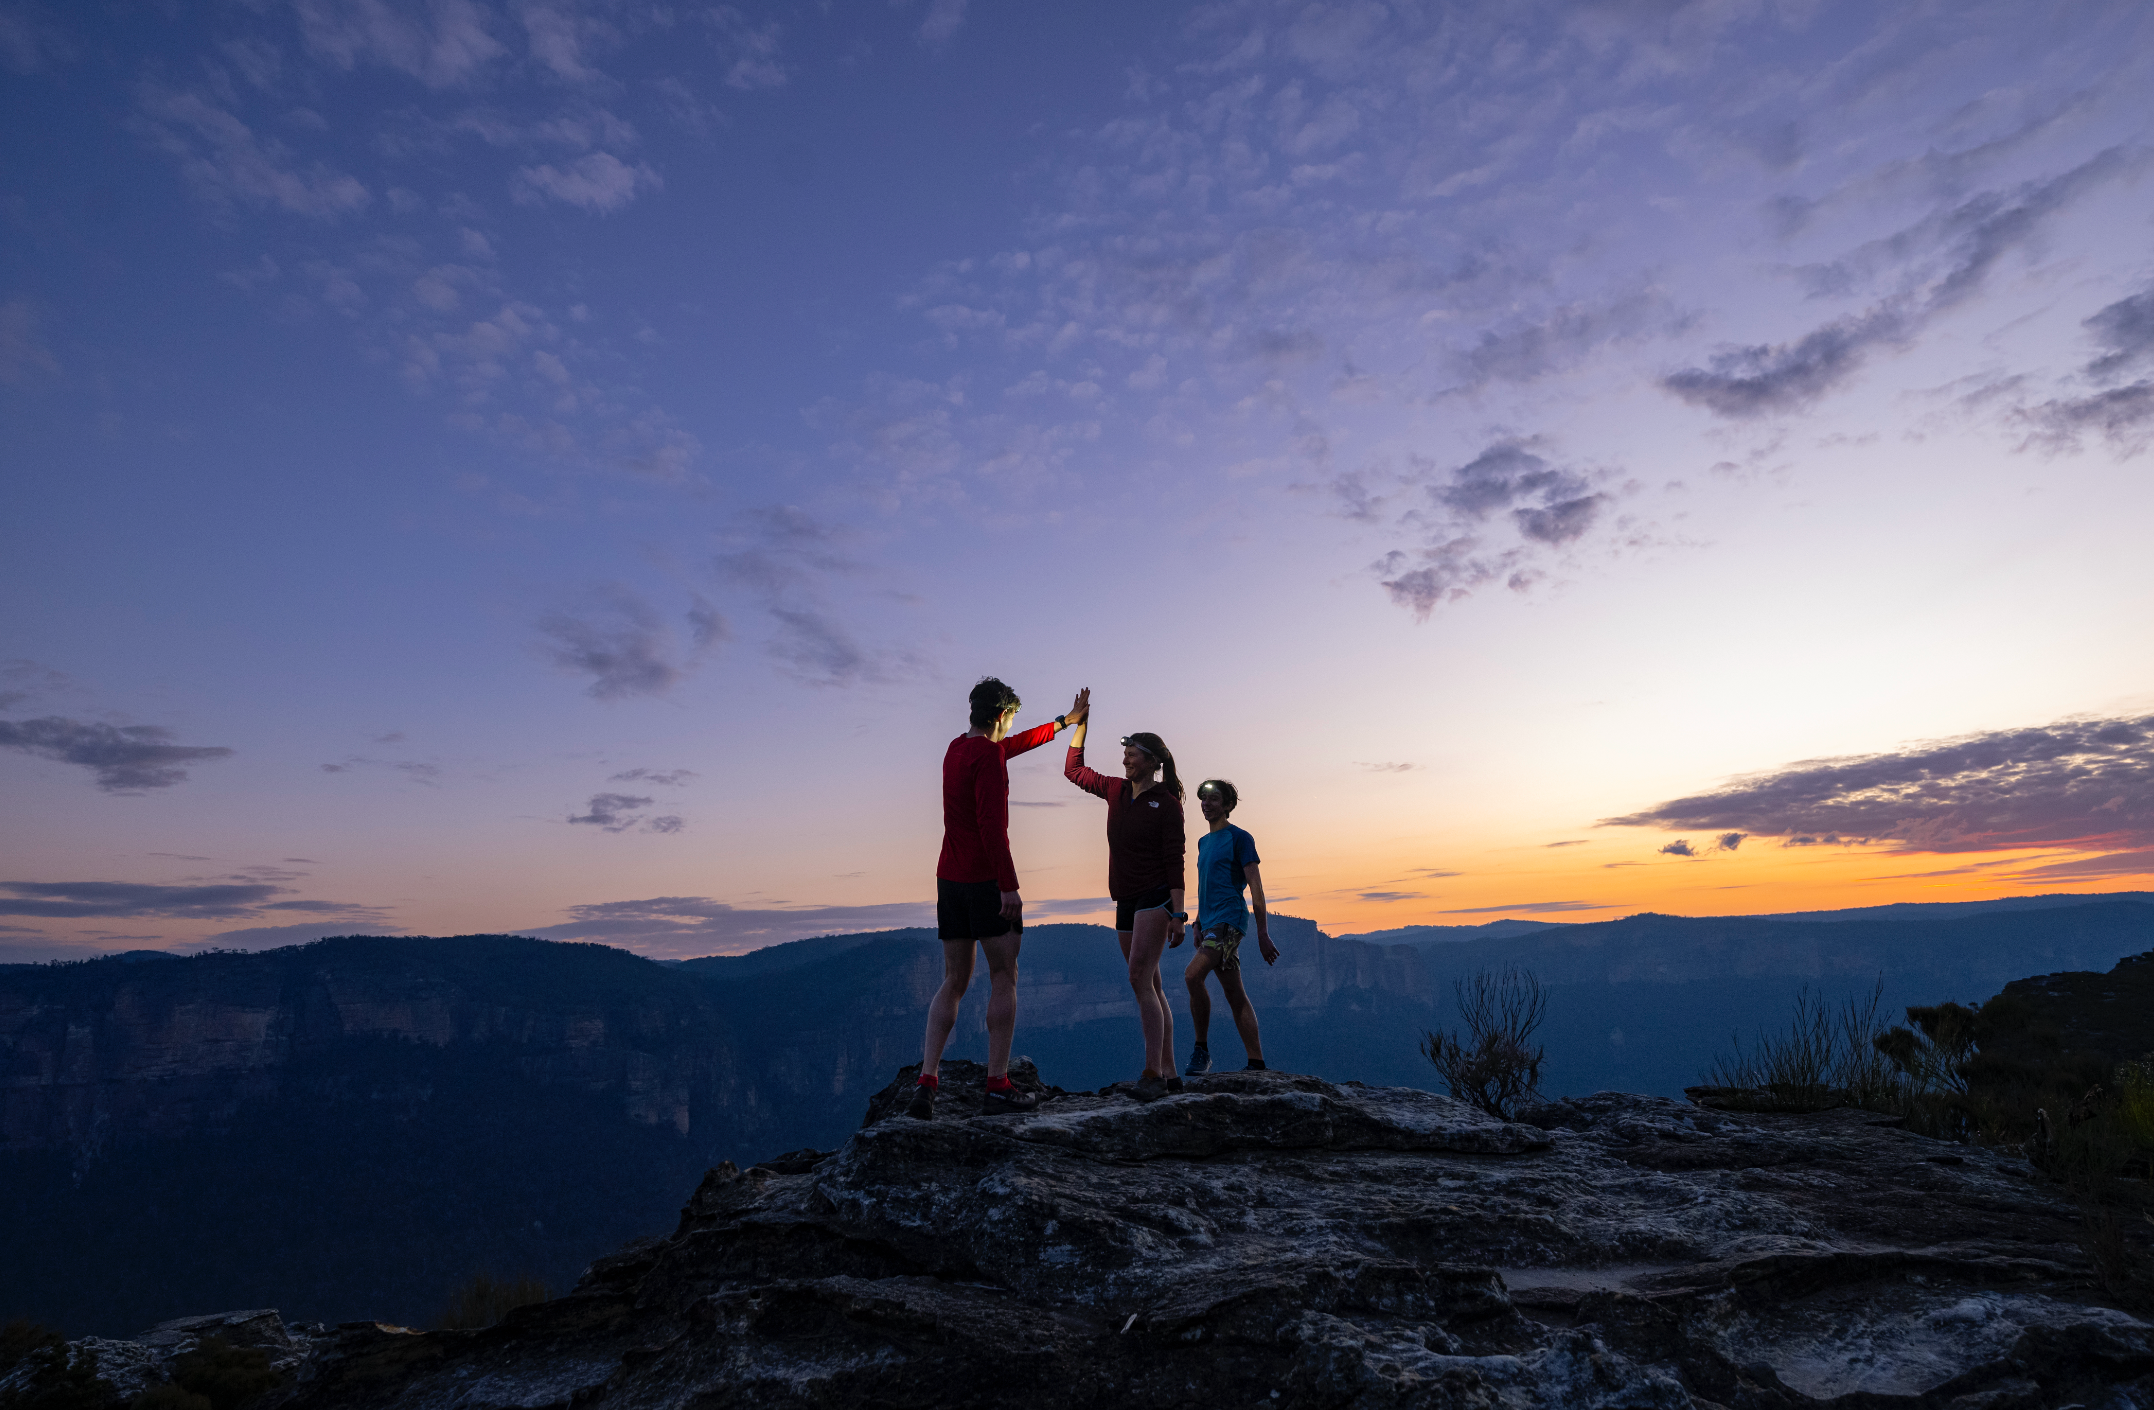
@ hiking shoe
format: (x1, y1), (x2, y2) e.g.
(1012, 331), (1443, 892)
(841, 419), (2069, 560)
(1132, 1072), (1168, 1103)
(981, 1084), (1038, 1115)
(906, 1083), (937, 1120)
(1245, 1059), (1268, 1072)
(1185, 1045), (1211, 1075)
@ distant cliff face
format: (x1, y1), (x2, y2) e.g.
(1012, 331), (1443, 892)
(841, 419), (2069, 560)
(0, 937), (735, 1153)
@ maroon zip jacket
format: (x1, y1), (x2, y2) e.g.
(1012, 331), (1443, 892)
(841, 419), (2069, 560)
(936, 722), (1059, 893)
(1065, 745), (1186, 900)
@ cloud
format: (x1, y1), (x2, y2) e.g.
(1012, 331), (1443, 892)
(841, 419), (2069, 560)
(537, 585), (717, 699)
(1664, 149), (2139, 420)
(1662, 307), (1911, 418)
(568, 792), (682, 834)
(1543, 840), (1586, 848)
(0, 658), (71, 711)
(918, 0), (968, 47)
(708, 7), (785, 91)
(319, 756), (440, 784)
(0, 881), (282, 919)
(513, 152), (660, 213)
(0, 298), (59, 384)
(2015, 280), (2154, 456)
(1358, 890), (1423, 903)
(1659, 839), (1697, 858)
(0, 716), (234, 791)
(609, 767), (698, 786)
(1439, 900), (1606, 915)
(1605, 713), (2154, 864)
(709, 507), (916, 688)
(291, 0), (507, 88)
(1364, 440), (1613, 617)
(528, 894), (936, 957)
(1355, 761), (1415, 773)
(136, 86), (371, 219)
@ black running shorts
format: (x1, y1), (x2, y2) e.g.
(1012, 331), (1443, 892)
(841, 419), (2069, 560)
(938, 878), (1021, 940)
(1114, 886), (1174, 932)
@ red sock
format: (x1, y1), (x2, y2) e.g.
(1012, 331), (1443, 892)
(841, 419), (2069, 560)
(985, 1075), (1014, 1092)
(917, 1074), (939, 1089)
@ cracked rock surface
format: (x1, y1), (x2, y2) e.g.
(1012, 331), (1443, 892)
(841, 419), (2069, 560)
(62, 1065), (2154, 1408)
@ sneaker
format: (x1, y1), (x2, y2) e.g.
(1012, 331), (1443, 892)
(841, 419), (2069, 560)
(981, 1084), (1038, 1115)
(1164, 1075), (1185, 1095)
(1132, 1071), (1168, 1103)
(906, 1082), (937, 1120)
(1186, 1045), (1212, 1075)
(1245, 1059), (1268, 1071)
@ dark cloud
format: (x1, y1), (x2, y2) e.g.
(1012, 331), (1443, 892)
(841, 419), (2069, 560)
(1439, 900), (1606, 914)
(1604, 714), (2154, 864)
(0, 881), (281, 919)
(1666, 149), (2137, 420)
(568, 793), (686, 835)
(609, 767), (698, 786)
(1661, 307), (1909, 418)
(1358, 890), (1422, 903)
(0, 716), (234, 791)
(1366, 440), (1613, 618)
(1659, 839), (1697, 857)
(529, 894), (938, 956)
(2014, 280), (2154, 456)
(538, 584), (718, 700)
(1717, 832), (1744, 851)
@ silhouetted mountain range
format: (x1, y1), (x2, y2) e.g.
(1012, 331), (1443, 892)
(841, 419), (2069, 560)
(3, 894), (2150, 1337)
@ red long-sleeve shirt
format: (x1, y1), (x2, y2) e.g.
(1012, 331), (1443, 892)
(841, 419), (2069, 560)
(1065, 745), (1186, 900)
(936, 722), (1059, 892)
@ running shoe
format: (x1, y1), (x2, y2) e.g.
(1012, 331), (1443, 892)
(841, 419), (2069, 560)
(1185, 1045), (1212, 1074)
(1245, 1059), (1268, 1072)
(1164, 1075), (1185, 1095)
(1132, 1072), (1168, 1103)
(980, 1085), (1038, 1115)
(906, 1082), (937, 1120)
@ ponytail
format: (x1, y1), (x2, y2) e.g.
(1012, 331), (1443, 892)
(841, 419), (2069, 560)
(1124, 731), (1184, 800)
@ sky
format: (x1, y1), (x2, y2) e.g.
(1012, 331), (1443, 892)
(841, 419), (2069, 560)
(4, 0), (2153, 962)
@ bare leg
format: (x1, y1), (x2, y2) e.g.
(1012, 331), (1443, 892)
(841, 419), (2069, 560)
(920, 939), (977, 1078)
(979, 932), (1022, 1078)
(1218, 963), (1264, 1062)
(1153, 960), (1175, 1076)
(1184, 950), (1216, 1047)
(1125, 910), (1173, 1076)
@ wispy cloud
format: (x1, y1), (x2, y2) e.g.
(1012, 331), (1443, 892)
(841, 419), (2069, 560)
(0, 716), (234, 792)
(530, 894), (935, 956)
(2016, 279), (2154, 456)
(1440, 900), (1607, 915)
(609, 767), (698, 786)
(537, 584), (724, 699)
(0, 880), (278, 918)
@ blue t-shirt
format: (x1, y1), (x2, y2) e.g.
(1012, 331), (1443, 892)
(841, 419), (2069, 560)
(1196, 824), (1261, 930)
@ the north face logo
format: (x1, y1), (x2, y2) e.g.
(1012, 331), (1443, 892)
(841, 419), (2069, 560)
(1149, 800), (1159, 807)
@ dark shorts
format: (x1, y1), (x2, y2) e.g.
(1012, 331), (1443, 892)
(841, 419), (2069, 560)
(937, 878), (1021, 941)
(1114, 886), (1174, 932)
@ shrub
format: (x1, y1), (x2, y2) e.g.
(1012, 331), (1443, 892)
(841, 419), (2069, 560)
(0, 1328), (117, 1410)
(1703, 981), (1900, 1113)
(433, 1274), (548, 1331)
(1420, 967), (1546, 1121)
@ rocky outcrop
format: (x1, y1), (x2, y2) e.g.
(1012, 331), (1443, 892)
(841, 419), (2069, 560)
(54, 1062), (2147, 1409)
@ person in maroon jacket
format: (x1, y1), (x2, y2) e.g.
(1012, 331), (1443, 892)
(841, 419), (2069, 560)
(1062, 689), (1188, 1102)
(911, 676), (1081, 1121)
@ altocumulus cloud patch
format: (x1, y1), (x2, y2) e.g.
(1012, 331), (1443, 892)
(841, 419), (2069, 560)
(0, 716), (234, 791)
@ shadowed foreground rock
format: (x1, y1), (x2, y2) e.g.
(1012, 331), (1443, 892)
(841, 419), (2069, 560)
(41, 1063), (2154, 1408)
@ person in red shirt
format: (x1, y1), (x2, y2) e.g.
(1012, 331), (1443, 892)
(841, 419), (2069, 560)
(911, 676), (1081, 1120)
(1062, 689), (1188, 1102)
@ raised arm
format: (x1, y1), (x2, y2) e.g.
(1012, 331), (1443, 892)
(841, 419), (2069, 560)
(1062, 688), (1114, 799)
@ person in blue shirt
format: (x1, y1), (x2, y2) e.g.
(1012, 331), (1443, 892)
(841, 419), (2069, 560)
(1173, 777), (1278, 1073)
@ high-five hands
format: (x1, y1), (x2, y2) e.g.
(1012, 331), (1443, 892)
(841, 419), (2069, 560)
(1067, 687), (1090, 726)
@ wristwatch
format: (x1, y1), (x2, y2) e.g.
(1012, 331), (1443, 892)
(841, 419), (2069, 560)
(1055, 714), (1068, 728)
(1171, 911), (1189, 922)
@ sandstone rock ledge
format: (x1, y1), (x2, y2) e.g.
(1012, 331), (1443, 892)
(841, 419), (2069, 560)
(70, 1066), (2154, 1408)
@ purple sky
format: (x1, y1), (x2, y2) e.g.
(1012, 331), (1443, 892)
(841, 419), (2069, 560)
(4, 0), (2153, 960)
